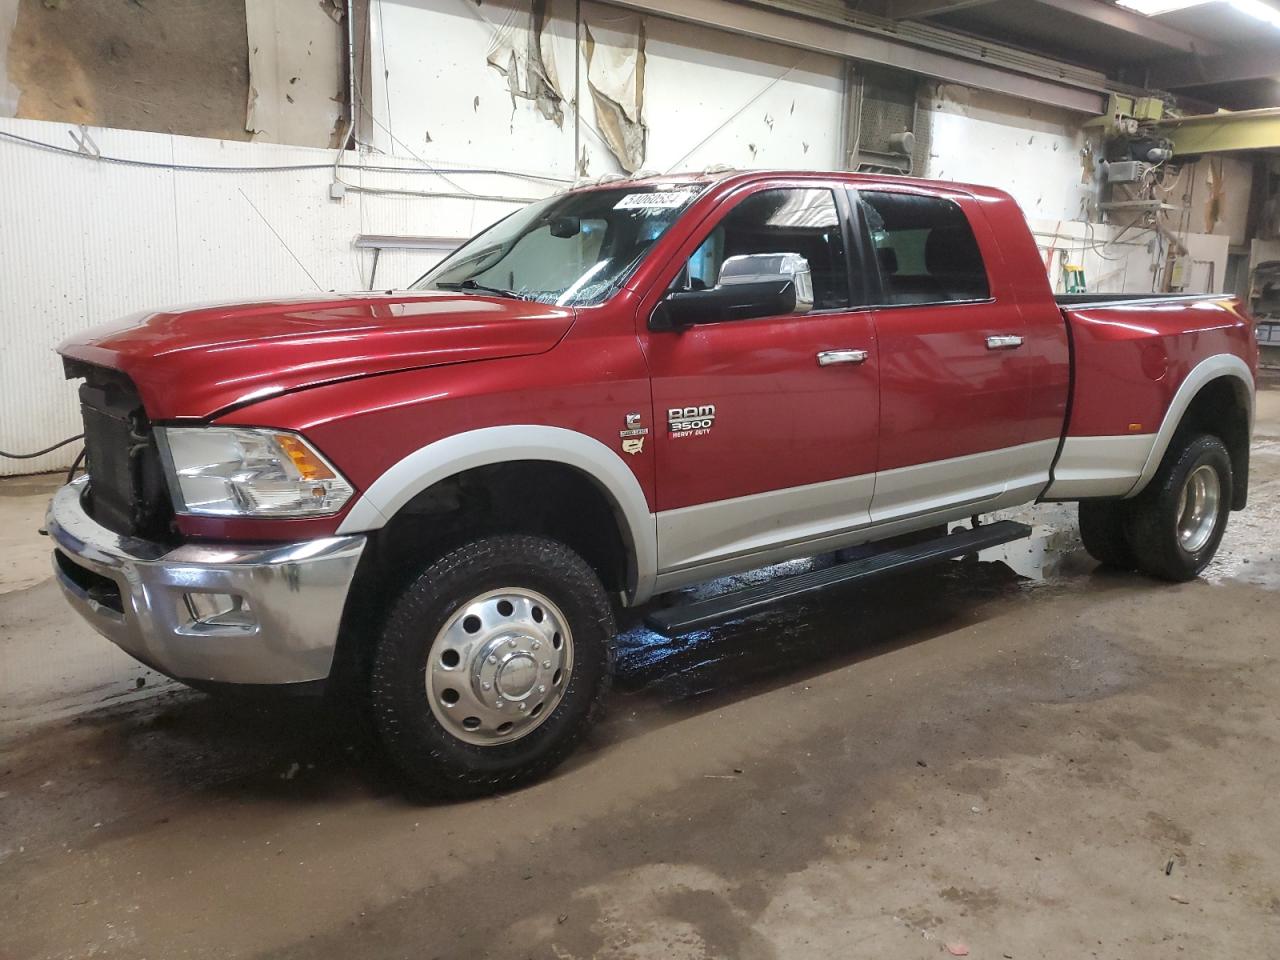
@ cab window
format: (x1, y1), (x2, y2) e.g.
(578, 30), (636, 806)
(681, 188), (852, 311)
(859, 191), (990, 305)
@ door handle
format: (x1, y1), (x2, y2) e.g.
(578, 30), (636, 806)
(817, 349), (869, 367)
(986, 335), (1024, 350)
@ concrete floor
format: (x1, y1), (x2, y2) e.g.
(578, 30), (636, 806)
(2, 390), (1279, 959)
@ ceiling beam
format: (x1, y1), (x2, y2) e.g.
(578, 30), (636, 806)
(1147, 48), (1280, 89)
(1159, 107), (1280, 155)
(1024, 0), (1224, 55)
(886, 0), (1000, 19)
(607, 0), (1107, 113)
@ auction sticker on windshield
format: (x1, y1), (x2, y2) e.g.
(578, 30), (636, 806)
(614, 191), (696, 210)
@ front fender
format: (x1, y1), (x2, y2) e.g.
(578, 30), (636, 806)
(336, 425), (658, 604)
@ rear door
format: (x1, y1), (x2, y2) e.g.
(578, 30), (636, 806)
(853, 188), (1048, 523)
(639, 181), (880, 580)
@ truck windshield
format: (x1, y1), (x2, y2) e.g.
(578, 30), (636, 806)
(411, 184), (705, 306)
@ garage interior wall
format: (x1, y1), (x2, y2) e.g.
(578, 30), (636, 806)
(0, 117), (553, 475)
(0, 0), (1241, 476)
(364, 0), (846, 178)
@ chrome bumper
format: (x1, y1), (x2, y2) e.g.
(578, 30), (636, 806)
(46, 478), (366, 686)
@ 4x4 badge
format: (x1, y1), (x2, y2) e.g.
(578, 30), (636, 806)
(619, 412), (648, 455)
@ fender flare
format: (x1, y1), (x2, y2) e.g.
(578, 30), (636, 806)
(1126, 353), (1254, 498)
(336, 425), (658, 603)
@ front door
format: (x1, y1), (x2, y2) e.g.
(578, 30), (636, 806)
(639, 182), (880, 581)
(854, 188), (1047, 524)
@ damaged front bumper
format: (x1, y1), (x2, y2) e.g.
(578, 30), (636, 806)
(46, 478), (366, 687)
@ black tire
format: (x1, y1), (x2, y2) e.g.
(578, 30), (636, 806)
(1078, 500), (1137, 569)
(370, 534), (615, 798)
(1124, 433), (1232, 582)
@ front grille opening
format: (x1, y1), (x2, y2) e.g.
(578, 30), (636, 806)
(54, 549), (124, 614)
(64, 361), (176, 544)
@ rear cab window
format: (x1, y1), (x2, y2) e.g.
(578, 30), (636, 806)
(857, 191), (991, 306)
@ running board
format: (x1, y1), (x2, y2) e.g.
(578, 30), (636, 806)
(644, 520), (1032, 636)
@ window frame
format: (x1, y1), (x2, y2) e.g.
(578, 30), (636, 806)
(848, 187), (997, 310)
(648, 181), (868, 328)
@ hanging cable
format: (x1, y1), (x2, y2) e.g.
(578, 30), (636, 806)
(0, 128), (571, 183)
(66, 447), (87, 484)
(0, 434), (83, 459)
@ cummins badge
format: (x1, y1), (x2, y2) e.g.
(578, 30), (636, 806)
(620, 412), (648, 455)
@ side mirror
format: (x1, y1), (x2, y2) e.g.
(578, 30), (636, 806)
(650, 252), (813, 330)
(717, 253), (814, 314)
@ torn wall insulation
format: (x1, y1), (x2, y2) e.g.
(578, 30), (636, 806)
(1204, 158), (1225, 235)
(245, 0), (345, 148)
(0, 0), (18, 116)
(486, 0), (565, 127)
(582, 14), (647, 172)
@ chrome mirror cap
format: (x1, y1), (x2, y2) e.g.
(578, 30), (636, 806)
(717, 252), (814, 313)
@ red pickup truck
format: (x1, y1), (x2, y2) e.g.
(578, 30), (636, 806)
(49, 170), (1257, 796)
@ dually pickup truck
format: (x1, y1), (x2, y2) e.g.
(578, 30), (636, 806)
(49, 170), (1257, 795)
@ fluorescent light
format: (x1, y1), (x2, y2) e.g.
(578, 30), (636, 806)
(1117, 0), (1280, 28)
(1231, 0), (1280, 27)
(1116, 0), (1211, 13)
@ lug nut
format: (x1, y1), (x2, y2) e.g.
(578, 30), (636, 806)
(481, 681), (491, 691)
(542, 660), (551, 669)
(538, 685), (546, 694)
(531, 640), (540, 650)
(518, 703), (526, 712)
(508, 638), (517, 648)
(488, 655), (497, 664)
(495, 700), (504, 708)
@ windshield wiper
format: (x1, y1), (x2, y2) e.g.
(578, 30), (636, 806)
(435, 279), (530, 300)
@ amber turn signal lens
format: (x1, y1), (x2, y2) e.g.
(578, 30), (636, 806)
(274, 433), (337, 480)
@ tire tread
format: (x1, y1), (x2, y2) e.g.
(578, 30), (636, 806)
(1125, 433), (1232, 582)
(369, 534), (615, 798)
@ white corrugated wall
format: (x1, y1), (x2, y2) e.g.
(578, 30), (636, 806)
(0, 117), (553, 475)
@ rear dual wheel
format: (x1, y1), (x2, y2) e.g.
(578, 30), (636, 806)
(369, 534), (615, 798)
(1079, 432), (1232, 582)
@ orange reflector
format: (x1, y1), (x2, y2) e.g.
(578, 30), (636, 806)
(1128, 422), (1143, 432)
(274, 434), (336, 480)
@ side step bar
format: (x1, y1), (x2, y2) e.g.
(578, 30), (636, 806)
(644, 520), (1032, 636)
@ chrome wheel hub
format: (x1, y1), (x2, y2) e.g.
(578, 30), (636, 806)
(1176, 464), (1221, 554)
(427, 588), (572, 746)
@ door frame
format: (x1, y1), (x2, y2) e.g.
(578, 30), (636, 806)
(636, 176), (884, 582)
(846, 183), (1053, 524)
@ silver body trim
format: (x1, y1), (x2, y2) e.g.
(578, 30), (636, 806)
(653, 439), (1057, 590)
(657, 472), (877, 575)
(47, 478), (366, 685)
(868, 439), (1057, 524)
(336, 425), (660, 604)
(1042, 434), (1156, 499)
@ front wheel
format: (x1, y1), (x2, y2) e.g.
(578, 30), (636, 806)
(1125, 433), (1232, 582)
(369, 534), (615, 798)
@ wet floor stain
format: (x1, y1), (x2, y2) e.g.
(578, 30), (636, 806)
(2, 473), (1275, 858)
(612, 509), (1093, 704)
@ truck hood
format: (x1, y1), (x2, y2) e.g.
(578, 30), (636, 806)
(58, 292), (576, 420)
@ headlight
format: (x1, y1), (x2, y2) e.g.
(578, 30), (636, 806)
(155, 427), (354, 518)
